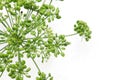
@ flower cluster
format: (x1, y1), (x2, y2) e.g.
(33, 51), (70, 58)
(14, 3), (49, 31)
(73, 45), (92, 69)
(74, 20), (92, 41)
(7, 60), (31, 80)
(36, 72), (53, 80)
(0, 0), (70, 80)
(0, 0), (91, 80)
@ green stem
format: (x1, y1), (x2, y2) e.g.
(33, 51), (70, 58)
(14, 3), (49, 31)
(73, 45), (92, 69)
(43, 0), (46, 4)
(17, 11), (22, 36)
(31, 58), (41, 72)
(65, 33), (78, 37)
(0, 39), (6, 44)
(0, 30), (4, 34)
(49, 0), (53, 5)
(25, 9), (30, 20)
(5, 7), (13, 27)
(28, 10), (33, 18)
(15, 10), (17, 24)
(0, 18), (8, 29)
(24, 16), (48, 35)
(18, 52), (21, 64)
(0, 43), (6, 45)
(18, 49), (22, 78)
(0, 45), (8, 52)
(1, 16), (11, 28)
(0, 71), (4, 77)
(10, 13), (14, 26)
(25, 10), (33, 20)
(21, 10), (33, 35)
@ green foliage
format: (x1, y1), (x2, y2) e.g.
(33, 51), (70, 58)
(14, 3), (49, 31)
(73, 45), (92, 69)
(0, 0), (91, 80)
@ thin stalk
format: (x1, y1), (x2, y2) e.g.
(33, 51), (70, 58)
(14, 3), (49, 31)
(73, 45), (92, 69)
(25, 9), (30, 20)
(24, 16), (48, 35)
(17, 11), (22, 36)
(0, 39), (6, 44)
(22, 0), (50, 35)
(0, 33), (6, 37)
(43, 0), (46, 4)
(0, 45), (8, 52)
(65, 33), (78, 37)
(15, 10), (17, 21)
(49, 0), (53, 5)
(5, 7), (13, 27)
(9, 13), (14, 26)
(31, 58), (41, 72)
(18, 52), (21, 64)
(14, 10), (20, 33)
(0, 42), (6, 45)
(0, 18), (8, 29)
(28, 10), (33, 18)
(0, 30), (4, 33)
(25, 10), (33, 20)
(18, 49), (22, 78)
(1, 16), (11, 28)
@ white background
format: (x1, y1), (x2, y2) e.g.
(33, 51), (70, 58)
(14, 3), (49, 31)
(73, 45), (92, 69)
(1, 0), (120, 80)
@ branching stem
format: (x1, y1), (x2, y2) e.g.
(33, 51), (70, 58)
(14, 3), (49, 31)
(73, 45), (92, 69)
(65, 33), (78, 37)
(31, 58), (41, 72)
(18, 48), (22, 78)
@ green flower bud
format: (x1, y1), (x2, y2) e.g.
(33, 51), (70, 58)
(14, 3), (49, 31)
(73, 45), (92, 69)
(56, 15), (61, 19)
(48, 18), (51, 22)
(41, 72), (46, 78)
(37, 54), (40, 57)
(30, 31), (36, 36)
(16, 76), (23, 80)
(21, 65), (27, 69)
(9, 54), (14, 58)
(31, 54), (36, 59)
(7, 60), (12, 63)
(55, 8), (60, 15)
(36, 77), (40, 80)
(25, 74), (31, 78)
(27, 53), (31, 58)
(38, 71), (41, 76)
(50, 77), (53, 80)
(21, 60), (26, 65)
(60, 52), (65, 57)
(48, 73), (51, 77)
(31, 14), (36, 19)
(15, 6), (20, 11)
(39, 8), (46, 15)
(8, 73), (13, 77)
(36, 0), (42, 2)
(25, 67), (31, 72)
(0, 66), (4, 72)
(0, 5), (3, 10)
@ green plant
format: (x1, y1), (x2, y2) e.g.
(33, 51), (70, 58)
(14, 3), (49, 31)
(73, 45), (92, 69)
(0, 0), (91, 80)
